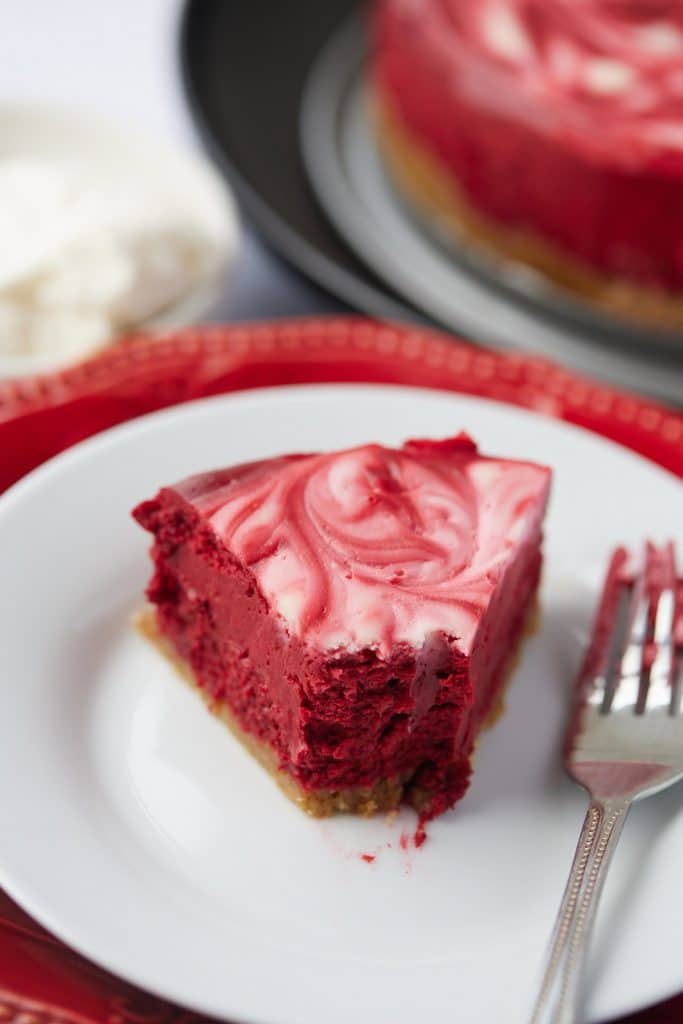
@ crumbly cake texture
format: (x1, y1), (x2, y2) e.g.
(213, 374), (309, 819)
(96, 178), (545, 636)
(373, 0), (683, 330)
(133, 434), (551, 822)
(137, 600), (539, 817)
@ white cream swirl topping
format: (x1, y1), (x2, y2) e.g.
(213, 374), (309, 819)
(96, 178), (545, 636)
(180, 437), (551, 655)
(414, 0), (683, 163)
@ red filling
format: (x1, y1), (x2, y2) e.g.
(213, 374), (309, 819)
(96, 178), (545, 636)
(133, 488), (541, 818)
(373, 1), (683, 291)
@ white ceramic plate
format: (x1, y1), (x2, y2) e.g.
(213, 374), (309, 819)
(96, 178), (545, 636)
(0, 385), (681, 1024)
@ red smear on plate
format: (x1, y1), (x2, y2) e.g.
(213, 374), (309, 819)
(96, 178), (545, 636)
(414, 822), (428, 848)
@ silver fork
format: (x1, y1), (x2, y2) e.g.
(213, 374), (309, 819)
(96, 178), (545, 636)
(531, 541), (682, 1024)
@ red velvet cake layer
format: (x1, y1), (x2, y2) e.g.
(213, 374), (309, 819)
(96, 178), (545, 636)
(133, 435), (550, 817)
(374, 0), (683, 292)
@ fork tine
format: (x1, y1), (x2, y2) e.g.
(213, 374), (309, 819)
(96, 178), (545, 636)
(673, 658), (683, 718)
(607, 553), (648, 714)
(648, 541), (678, 714)
(672, 559), (683, 715)
(635, 542), (661, 714)
(576, 548), (629, 709)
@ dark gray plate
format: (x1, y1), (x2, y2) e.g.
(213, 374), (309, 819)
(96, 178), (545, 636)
(180, 0), (414, 322)
(180, 0), (682, 402)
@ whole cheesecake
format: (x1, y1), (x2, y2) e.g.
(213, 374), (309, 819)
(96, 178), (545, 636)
(134, 435), (551, 824)
(372, 0), (683, 328)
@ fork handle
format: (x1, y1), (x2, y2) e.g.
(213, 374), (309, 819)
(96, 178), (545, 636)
(530, 796), (631, 1024)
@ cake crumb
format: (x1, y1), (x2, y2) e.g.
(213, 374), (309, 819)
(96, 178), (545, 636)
(414, 823), (428, 848)
(400, 823), (428, 849)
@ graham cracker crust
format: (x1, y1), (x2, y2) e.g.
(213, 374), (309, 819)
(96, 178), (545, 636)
(136, 609), (407, 816)
(135, 601), (538, 818)
(374, 95), (683, 331)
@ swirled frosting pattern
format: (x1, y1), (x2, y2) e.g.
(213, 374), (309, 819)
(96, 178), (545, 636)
(178, 437), (551, 655)
(408, 0), (683, 163)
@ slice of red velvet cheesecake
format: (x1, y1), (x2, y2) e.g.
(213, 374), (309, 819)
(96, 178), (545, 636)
(133, 434), (551, 820)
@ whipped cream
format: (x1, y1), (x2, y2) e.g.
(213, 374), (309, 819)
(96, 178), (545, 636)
(0, 158), (220, 362)
(179, 437), (551, 656)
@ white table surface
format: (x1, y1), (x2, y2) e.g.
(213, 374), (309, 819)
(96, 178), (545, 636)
(0, 0), (345, 323)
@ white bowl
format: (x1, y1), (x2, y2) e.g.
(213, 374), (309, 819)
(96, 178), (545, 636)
(0, 102), (240, 378)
